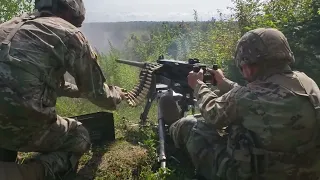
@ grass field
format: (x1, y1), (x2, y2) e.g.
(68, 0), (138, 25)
(55, 95), (196, 180)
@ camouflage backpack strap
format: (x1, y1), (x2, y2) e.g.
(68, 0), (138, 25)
(224, 72), (320, 178)
(290, 71), (320, 149)
(224, 125), (259, 179)
(0, 13), (37, 54)
(265, 71), (320, 153)
(246, 72), (320, 170)
(0, 13), (59, 90)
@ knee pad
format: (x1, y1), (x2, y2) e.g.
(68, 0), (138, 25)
(75, 125), (91, 153)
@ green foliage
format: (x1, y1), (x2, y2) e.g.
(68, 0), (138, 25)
(231, 0), (320, 83)
(230, 0), (313, 33)
(0, 0), (34, 23)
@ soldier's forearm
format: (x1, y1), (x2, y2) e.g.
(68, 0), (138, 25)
(85, 84), (122, 110)
(193, 80), (237, 128)
(217, 78), (239, 95)
(57, 82), (81, 98)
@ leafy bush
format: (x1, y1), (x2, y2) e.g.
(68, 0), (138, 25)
(0, 0), (33, 23)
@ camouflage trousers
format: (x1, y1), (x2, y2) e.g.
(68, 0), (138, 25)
(0, 115), (91, 180)
(169, 115), (244, 180)
(159, 91), (243, 180)
(160, 92), (320, 180)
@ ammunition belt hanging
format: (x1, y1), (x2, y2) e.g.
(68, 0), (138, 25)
(123, 63), (163, 107)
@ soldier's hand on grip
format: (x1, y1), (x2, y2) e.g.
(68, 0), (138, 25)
(188, 68), (204, 89)
(208, 68), (225, 86)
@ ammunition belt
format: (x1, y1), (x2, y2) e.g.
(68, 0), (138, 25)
(123, 63), (163, 107)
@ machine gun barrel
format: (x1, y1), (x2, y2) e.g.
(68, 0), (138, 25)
(116, 59), (147, 68)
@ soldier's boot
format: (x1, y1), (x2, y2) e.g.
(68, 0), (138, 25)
(192, 174), (207, 180)
(0, 160), (45, 180)
(0, 148), (18, 162)
(28, 151), (81, 180)
(159, 90), (183, 126)
(53, 157), (79, 180)
(55, 161), (78, 180)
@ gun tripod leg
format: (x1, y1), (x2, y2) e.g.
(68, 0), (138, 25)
(139, 94), (156, 126)
(139, 77), (158, 126)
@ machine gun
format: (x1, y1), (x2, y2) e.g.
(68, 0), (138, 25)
(116, 55), (218, 123)
(116, 55), (218, 170)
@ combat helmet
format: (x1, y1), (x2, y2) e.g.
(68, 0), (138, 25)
(35, 0), (86, 27)
(234, 28), (295, 69)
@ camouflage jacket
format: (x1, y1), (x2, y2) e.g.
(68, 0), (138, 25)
(193, 67), (320, 178)
(0, 13), (122, 121)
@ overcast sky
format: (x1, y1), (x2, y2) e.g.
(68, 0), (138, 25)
(82, 0), (234, 22)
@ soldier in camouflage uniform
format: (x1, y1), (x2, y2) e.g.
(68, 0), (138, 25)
(0, 0), (125, 179)
(160, 28), (320, 179)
